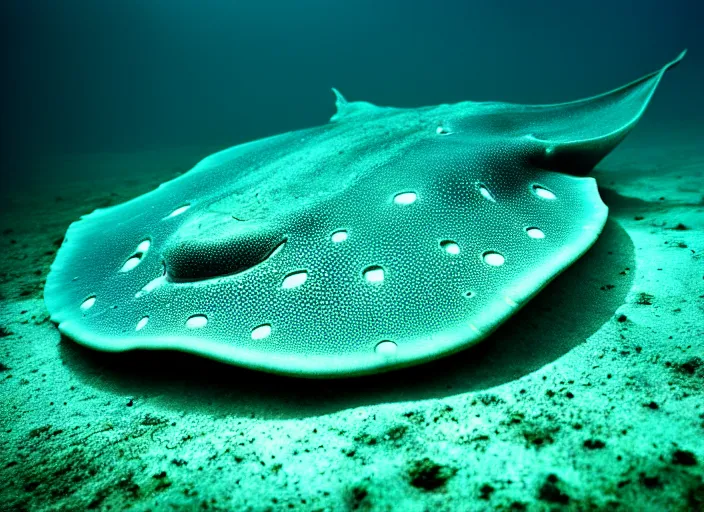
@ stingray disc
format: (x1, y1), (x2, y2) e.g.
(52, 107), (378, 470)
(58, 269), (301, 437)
(45, 52), (684, 377)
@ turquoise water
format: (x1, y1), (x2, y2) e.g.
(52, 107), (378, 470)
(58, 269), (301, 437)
(2, 1), (703, 184)
(1, 2), (703, 511)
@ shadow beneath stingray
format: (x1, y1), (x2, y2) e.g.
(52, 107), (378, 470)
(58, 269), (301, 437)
(597, 185), (655, 211)
(61, 207), (635, 419)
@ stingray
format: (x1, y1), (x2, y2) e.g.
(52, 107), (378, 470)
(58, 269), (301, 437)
(45, 52), (685, 377)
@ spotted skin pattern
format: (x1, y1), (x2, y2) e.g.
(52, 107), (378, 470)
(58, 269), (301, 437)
(45, 52), (684, 377)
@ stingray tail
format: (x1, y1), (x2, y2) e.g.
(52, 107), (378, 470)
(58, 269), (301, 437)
(527, 50), (686, 175)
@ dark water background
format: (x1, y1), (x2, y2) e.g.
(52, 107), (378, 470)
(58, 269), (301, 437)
(2, 0), (703, 190)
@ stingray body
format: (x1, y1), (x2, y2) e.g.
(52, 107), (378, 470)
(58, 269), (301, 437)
(45, 52), (684, 377)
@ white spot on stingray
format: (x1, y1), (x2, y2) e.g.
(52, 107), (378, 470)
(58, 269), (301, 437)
(532, 185), (556, 200)
(136, 316), (149, 331)
(120, 256), (142, 272)
(186, 315), (207, 329)
(375, 340), (397, 356)
(80, 296), (96, 310)
(268, 240), (286, 259)
(440, 240), (460, 255)
(168, 204), (190, 218)
(483, 251), (505, 266)
(363, 266), (385, 284)
(282, 271), (308, 289)
(436, 126), (451, 135)
(120, 239), (151, 272)
(468, 323), (480, 333)
(136, 275), (166, 298)
(504, 296), (518, 307)
(478, 184), (496, 202)
(136, 239), (151, 253)
(526, 227), (545, 239)
(393, 192), (417, 205)
(331, 230), (348, 243)
(252, 324), (272, 340)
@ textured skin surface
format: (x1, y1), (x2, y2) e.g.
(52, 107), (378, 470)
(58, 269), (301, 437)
(44, 52), (684, 377)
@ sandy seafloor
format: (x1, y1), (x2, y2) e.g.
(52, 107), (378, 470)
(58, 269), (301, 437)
(0, 133), (702, 512)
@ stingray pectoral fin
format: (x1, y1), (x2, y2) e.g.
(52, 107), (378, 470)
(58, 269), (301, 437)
(527, 50), (686, 175)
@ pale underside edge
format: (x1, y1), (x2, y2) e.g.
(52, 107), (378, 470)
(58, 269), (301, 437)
(47, 199), (609, 379)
